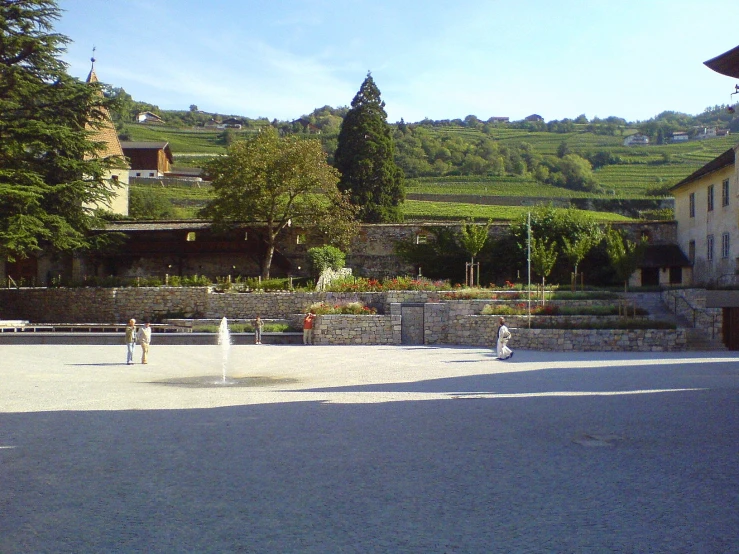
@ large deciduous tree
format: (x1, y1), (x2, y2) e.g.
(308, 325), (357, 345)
(334, 72), (405, 222)
(0, 0), (122, 262)
(201, 128), (358, 279)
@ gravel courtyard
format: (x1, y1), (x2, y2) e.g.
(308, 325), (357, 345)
(1, 344), (737, 553)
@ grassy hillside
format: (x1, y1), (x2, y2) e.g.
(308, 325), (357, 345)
(124, 120), (736, 220)
(130, 182), (635, 222)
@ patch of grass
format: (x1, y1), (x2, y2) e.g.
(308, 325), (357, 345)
(402, 200), (635, 222)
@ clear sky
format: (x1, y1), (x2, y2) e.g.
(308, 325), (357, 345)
(57, 0), (739, 124)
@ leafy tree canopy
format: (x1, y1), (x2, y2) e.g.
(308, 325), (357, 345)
(0, 0), (122, 262)
(200, 128), (358, 278)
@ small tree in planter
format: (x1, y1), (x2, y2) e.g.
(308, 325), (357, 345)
(605, 229), (646, 292)
(561, 227), (603, 291)
(530, 236), (558, 303)
(459, 219), (491, 287)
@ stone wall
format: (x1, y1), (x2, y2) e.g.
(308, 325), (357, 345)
(440, 314), (683, 351)
(662, 288), (722, 338)
(313, 314), (401, 345)
(0, 287), (689, 351)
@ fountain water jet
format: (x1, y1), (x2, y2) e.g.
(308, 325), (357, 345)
(217, 316), (232, 384)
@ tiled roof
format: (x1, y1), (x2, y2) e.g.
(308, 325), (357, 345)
(121, 141), (170, 150)
(641, 244), (691, 268)
(100, 220), (214, 232)
(85, 64), (125, 160)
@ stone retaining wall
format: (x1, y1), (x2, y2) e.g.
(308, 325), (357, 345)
(0, 287), (687, 350)
(313, 315), (401, 345)
(662, 288), (722, 337)
(442, 314), (685, 351)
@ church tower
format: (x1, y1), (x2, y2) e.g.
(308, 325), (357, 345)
(84, 53), (130, 216)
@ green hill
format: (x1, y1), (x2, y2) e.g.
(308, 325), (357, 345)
(122, 107), (737, 222)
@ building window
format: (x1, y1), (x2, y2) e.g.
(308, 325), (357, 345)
(296, 234), (306, 245)
(707, 234), (714, 262)
(708, 185), (714, 212)
(688, 240), (695, 264)
(415, 234), (428, 245)
(136, 172), (141, 177)
(722, 179), (730, 207)
(689, 193), (695, 218)
(722, 233), (730, 259)
(186, 232), (196, 242)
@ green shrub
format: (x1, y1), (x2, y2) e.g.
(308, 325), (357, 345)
(308, 301), (377, 315)
(168, 274), (212, 287)
(307, 246), (346, 277)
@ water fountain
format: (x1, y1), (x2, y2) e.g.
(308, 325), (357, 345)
(150, 316), (298, 388)
(217, 316), (232, 385)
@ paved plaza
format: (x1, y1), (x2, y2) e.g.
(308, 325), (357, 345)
(1, 344), (738, 553)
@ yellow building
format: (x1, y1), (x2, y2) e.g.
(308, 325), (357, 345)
(670, 147), (738, 286)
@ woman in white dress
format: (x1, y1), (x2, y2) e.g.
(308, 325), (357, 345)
(496, 317), (513, 360)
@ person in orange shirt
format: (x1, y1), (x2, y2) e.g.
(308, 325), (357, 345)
(302, 312), (315, 345)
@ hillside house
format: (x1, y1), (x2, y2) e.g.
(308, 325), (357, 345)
(135, 111), (164, 124)
(694, 127), (718, 140)
(671, 131), (689, 143)
(220, 117), (243, 129)
(525, 114), (544, 122)
(670, 146), (738, 286)
(488, 117), (510, 123)
(623, 134), (650, 146)
(121, 141), (174, 178)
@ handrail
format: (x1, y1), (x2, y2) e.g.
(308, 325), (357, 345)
(665, 290), (717, 339)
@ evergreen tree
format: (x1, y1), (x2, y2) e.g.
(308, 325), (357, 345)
(0, 0), (121, 262)
(334, 72), (405, 222)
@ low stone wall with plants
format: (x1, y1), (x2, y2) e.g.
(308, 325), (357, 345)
(445, 315), (685, 351)
(312, 315), (401, 345)
(439, 314), (670, 348)
(0, 287), (394, 323)
(515, 328), (688, 352)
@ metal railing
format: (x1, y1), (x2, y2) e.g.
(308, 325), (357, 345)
(665, 290), (717, 339)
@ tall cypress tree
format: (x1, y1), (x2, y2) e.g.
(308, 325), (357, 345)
(334, 72), (404, 223)
(0, 0), (121, 262)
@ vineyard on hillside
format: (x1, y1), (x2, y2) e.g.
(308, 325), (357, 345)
(124, 118), (736, 221)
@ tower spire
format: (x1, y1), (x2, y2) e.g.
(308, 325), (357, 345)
(86, 46), (98, 83)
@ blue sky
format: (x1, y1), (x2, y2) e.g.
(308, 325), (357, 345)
(57, 0), (739, 123)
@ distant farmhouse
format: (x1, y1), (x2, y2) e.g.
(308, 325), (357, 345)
(220, 117), (243, 129)
(135, 111), (164, 124)
(488, 117), (510, 123)
(525, 114), (544, 122)
(623, 133), (649, 146)
(671, 131), (689, 143)
(121, 141), (173, 178)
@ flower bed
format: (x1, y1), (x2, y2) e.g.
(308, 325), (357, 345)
(308, 301), (377, 315)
